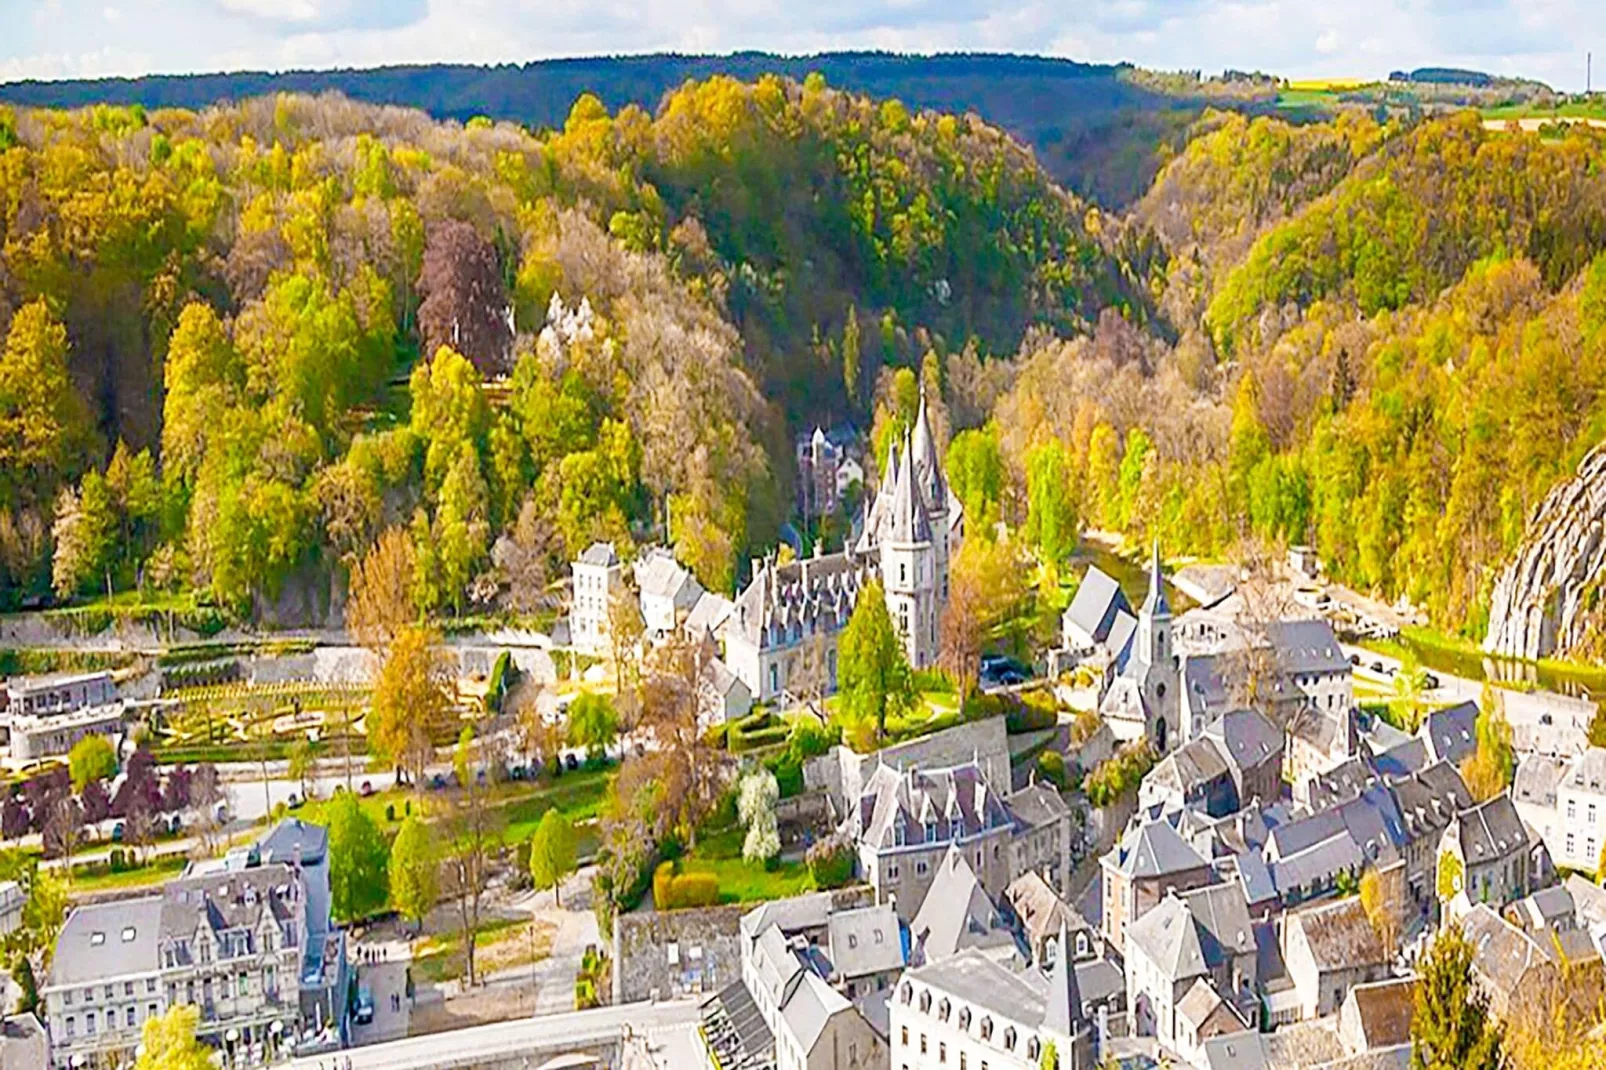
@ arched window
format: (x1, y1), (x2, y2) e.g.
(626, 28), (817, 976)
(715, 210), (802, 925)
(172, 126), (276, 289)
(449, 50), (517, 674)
(957, 1007), (971, 1031)
(899, 982), (912, 1005)
(979, 1016), (993, 1041)
(918, 990), (932, 1014)
(1003, 1026), (1016, 1050)
(1027, 1037), (1041, 1061)
(937, 998), (950, 1022)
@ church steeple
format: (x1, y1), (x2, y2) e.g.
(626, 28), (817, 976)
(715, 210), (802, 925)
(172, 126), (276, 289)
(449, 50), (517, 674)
(1042, 917), (1086, 1041)
(1140, 540), (1169, 619)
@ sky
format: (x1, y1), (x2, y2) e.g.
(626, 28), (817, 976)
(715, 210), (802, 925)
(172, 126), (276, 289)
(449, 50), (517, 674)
(0, 0), (1596, 90)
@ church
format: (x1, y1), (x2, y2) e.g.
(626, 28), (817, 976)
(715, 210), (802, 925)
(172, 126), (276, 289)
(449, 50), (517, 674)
(723, 394), (963, 704)
(1094, 545), (1182, 751)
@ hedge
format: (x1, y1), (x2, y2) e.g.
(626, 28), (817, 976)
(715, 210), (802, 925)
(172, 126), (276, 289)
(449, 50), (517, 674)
(806, 836), (856, 889)
(1035, 750), (1068, 790)
(652, 861), (720, 910)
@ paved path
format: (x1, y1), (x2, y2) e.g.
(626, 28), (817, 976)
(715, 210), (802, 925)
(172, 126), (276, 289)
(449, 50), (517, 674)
(284, 1000), (701, 1070)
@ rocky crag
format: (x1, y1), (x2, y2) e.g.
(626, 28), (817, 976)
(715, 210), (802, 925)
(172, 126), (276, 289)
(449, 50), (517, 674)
(1485, 446), (1606, 660)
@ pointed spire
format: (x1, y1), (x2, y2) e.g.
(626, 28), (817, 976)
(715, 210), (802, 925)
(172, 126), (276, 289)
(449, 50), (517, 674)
(1141, 539), (1170, 618)
(1042, 915), (1085, 1038)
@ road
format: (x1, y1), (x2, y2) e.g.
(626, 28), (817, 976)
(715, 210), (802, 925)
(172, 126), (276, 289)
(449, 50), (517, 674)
(283, 1000), (702, 1070)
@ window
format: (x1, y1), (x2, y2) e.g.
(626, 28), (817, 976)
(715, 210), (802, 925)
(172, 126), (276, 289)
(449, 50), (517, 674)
(916, 861), (929, 876)
(1569, 799), (1577, 820)
(146, 979), (156, 994)
(920, 1034), (928, 1054)
(86, 1012), (96, 1035)
(126, 1007), (136, 1029)
(147, 1004), (157, 1020)
(901, 1026), (908, 1046)
(1568, 833), (1577, 856)
(64, 1017), (74, 1039)
(940, 1041), (947, 1063)
(125, 982), (134, 996)
(1591, 803), (1598, 825)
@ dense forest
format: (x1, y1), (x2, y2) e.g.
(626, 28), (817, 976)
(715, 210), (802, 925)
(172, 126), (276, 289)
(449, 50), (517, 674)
(0, 76), (1138, 619)
(4, 70), (1606, 645)
(0, 53), (1277, 209)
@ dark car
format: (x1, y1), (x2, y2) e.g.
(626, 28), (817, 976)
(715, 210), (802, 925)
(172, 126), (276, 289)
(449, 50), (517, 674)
(428, 773), (447, 791)
(287, 794), (303, 810)
(1422, 672), (1440, 689)
(564, 753), (579, 772)
(359, 780), (375, 797)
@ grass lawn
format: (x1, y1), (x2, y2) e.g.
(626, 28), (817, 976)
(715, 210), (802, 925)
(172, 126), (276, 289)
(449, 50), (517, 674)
(413, 915), (556, 983)
(1482, 101), (1606, 121)
(68, 854), (188, 895)
(495, 767), (612, 845)
(682, 825), (816, 904)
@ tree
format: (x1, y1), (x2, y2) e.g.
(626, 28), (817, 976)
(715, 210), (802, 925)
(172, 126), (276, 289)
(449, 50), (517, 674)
(135, 1004), (214, 1070)
(442, 725), (505, 985)
(1411, 925), (1503, 1070)
(1360, 863), (1407, 958)
(738, 769), (780, 864)
(565, 691), (620, 760)
(1436, 850), (1464, 905)
(50, 478), (115, 599)
(1461, 692), (1515, 802)
(1024, 437), (1078, 565)
(945, 426), (1004, 535)
(607, 586), (646, 704)
(838, 579), (915, 742)
(347, 526), (417, 650)
(327, 790), (389, 923)
(388, 815), (439, 933)
(287, 736), (317, 800)
(0, 299), (93, 510)
(638, 635), (727, 848)
(1588, 703), (1606, 749)
(417, 219), (512, 376)
(67, 735), (117, 793)
(1039, 1038), (1059, 1070)
(528, 808), (578, 906)
(369, 626), (457, 787)
(11, 955), (37, 1016)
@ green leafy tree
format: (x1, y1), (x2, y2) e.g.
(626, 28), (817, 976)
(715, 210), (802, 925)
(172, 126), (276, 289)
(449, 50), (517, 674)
(67, 735), (117, 793)
(838, 580), (915, 742)
(1024, 437), (1077, 565)
(0, 299), (94, 510)
(945, 426), (1004, 536)
(528, 808), (578, 906)
(1039, 1038), (1058, 1070)
(327, 790), (389, 923)
(566, 691), (620, 760)
(842, 305), (862, 407)
(1410, 925), (1503, 1070)
(388, 815), (439, 932)
(1436, 850), (1464, 904)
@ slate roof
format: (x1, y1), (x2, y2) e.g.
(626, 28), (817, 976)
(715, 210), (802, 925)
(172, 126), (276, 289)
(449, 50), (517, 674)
(1390, 761), (1473, 844)
(1005, 871), (1093, 959)
(1564, 873), (1606, 927)
(1202, 707), (1283, 780)
(1149, 738), (1232, 797)
(1462, 904), (1555, 1003)
(577, 542), (618, 567)
(824, 902), (905, 980)
(1176, 977), (1249, 1037)
(257, 816), (328, 866)
(901, 948), (1051, 1028)
(858, 761), (1013, 851)
(1104, 818), (1210, 880)
(635, 546), (699, 602)
(911, 847), (1019, 963)
(1287, 897), (1388, 972)
(780, 971), (850, 1055)
(1075, 959), (1125, 1007)
(1307, 756), (1379, 812)
(1345, 977), (1415, 1050)
(1140, 543), (1170, 618)
(1420, 701), (1478, 766)
(1041, 918), (1087, 1037)
(684, 591), (734, 639)
(158, 863), (297, 944)
(1371, 737), (1429, 780)
(1265, 618), (1349, 675)
(1181, 880), (1256, 969)
(49, 897), (164, 986)
(1201, 1031), (1273, 1070)
(1447, 794), (1530, 866)
(1563, 746), (1606, 793)
(729, 550), (871, 649)
(1126, 893), (1208, 983)
(1513, 753), (1567, 809)
(740, 892), (836, 942)
(1064, 567), (1133, 646)
(1009, 780), (1071, 831)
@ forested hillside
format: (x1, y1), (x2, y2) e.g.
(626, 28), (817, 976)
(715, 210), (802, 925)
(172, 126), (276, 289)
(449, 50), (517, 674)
(0, 53), (1273, 209)
(975, 113), (1606, 642)
(0, 77), (1137, 618)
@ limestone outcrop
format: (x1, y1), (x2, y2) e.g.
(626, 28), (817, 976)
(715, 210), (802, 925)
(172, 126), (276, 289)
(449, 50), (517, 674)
(1484, 446), (1606, 660)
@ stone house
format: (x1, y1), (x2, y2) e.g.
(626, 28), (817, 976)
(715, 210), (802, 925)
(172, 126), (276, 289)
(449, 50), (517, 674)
(1280, 897), (1391, 1019)
(1098, 818), (1215, 954)
(1438, 793), (1535, 909)
(635, 545), (704, 639)
(569, 541), (621, 655)
(1124, 881), (1256, 1050)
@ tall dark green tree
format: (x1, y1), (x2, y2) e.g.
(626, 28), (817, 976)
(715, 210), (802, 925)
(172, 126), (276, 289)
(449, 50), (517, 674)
(838, 580), (915, 743)
(327, 791), (389, 923)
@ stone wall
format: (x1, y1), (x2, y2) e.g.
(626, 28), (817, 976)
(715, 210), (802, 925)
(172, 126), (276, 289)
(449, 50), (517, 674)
(611, 903), (750, 1005)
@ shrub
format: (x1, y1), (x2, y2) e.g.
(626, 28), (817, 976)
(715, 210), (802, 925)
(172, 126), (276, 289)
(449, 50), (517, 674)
(652, 860), (721, 909)
(1036, 750), (1068, 789)
(806, 835), (856, 889)
(1005, 689), (1058, 734)
(913, 667), (956, 694)
(1085, 742), (1158, 808)
(575, 976), (597, 1009)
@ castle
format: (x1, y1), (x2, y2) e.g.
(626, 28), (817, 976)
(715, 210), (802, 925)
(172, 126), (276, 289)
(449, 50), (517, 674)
(724, 394), (963, 704)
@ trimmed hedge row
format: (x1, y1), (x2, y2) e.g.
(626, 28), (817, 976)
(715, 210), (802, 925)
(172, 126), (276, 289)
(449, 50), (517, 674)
(653, 861), (720, 910)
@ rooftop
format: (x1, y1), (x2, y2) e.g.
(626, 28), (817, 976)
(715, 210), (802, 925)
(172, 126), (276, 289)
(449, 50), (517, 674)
(1344, 977), (1415, 1050)
(48, 897), (164, 987)
(1287, 897), (1388, 971)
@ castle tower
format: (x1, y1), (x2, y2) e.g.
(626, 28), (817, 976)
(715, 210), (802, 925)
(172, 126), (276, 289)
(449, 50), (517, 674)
(879, 431), (938, 668)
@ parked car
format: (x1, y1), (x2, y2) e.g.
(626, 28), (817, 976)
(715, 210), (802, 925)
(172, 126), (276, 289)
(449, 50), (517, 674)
(564, 753), (579, 772)
(1422, 672), (1440, 689)
(359, 780), (375, 797)
(428, 773), (447, 791)
(286, 794), (303, 810)
(354, 986), (374, 1025)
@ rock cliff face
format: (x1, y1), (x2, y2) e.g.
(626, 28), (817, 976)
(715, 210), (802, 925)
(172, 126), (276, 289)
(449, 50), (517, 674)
(1485, 447), (1606, 660)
